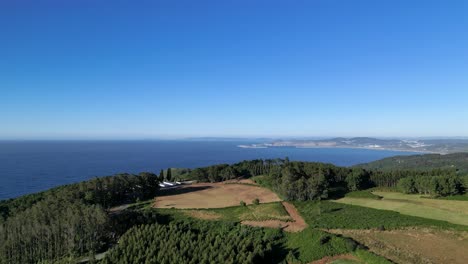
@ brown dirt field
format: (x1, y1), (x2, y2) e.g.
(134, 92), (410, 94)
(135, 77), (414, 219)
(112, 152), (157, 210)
(241, 202), (308, 232)
(327, 228), (468, 264)
(223, 178), (258, 185)
(153, 182), (281, 209)
(310, 254), (360, 264)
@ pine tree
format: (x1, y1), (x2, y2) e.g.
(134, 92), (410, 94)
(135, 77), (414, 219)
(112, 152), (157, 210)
(166, 168), (172, 182)
(159, 170), (164, 181)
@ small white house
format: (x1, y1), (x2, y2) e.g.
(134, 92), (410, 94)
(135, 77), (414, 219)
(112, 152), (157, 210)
(159, 181), (182, 189)
(162, 181), (175, 186)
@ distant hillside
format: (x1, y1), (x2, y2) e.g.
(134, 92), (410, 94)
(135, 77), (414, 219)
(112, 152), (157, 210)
(239, 137), (468, 154)
(356, 153), (468, 174)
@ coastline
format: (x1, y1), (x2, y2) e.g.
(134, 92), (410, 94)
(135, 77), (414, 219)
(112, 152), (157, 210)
(237, 144), (439, 154)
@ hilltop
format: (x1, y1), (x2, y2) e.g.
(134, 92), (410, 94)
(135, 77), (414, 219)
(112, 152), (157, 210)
(1, 158), (467, 263)
(356, 152), (468, 174)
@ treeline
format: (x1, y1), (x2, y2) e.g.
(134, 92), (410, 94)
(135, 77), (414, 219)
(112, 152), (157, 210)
(187, 158), (351, 184)
(1, 172), (159, 221)
(358, 152), (468, 174)
(101, 220), (282, 264)
(187, 159), (275, 182)
(269, 161), (353, 201)
(0, 198), (107, 264)
(398, 175), (465, 196)
(185, 159), (372, 200)
(0, 173), (160, 263)
(369, 168), (457, 188)
(186, 159), (466, 200)
(185, 159), (360, 201)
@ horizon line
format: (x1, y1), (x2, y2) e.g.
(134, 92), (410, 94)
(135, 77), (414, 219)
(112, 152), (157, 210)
(1, 136), (468, 141)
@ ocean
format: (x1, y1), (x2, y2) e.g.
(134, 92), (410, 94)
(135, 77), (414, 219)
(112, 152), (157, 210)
(0, 140), (419, 200)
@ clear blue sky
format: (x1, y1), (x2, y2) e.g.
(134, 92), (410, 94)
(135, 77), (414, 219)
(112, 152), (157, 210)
(1, 0), (468, 139)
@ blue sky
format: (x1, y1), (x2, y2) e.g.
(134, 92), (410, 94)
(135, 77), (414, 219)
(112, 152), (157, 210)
(1, 0), (468, 139)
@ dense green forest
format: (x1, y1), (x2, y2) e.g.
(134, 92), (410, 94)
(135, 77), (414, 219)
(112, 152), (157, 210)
(0, 173), (159, 264)
(398, 175), (464, 196)
(102, 220), (282, 264)
(182, 158), (466, 200)
(0, 172), (159, 220)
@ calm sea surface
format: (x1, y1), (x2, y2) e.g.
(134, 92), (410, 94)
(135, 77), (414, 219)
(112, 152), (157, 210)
(0, 140), (419, 200)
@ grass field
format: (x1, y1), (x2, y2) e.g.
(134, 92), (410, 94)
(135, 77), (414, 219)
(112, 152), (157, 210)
(285, 228), (354, 263)
(153, 182), (281, 209)
(344, 190), (382, 200)
(329, 228), (468, 264)
(435, 194), (468, 201)
(335, 191), (468, 226)
(294, 200), (467, 230)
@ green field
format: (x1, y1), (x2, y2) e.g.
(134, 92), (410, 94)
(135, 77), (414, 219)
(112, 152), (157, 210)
(285, 228), (354, 263)
(345, 190), (382, 200)
(294, 200), (467, 230)
(335, 191), (468, 226)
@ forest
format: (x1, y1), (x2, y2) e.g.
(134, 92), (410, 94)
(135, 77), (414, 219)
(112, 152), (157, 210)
(101, 220), (282, 264)
(0, 173), (160, 264)
(182, 159), (465, 200)
(397, 175), (464, 196)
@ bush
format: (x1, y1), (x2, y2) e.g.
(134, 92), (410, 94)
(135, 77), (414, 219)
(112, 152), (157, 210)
(253, 198), (260, 205)
(240, 200), (246, 206)
(344, 238), (358, 251)
(319, 235), (330, 244)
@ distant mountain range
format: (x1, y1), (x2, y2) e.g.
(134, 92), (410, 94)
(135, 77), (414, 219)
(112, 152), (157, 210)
(238, 137), (468, 154)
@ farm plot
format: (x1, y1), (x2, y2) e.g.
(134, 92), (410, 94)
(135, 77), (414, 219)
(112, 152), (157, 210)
(241, 202), (308, 232)
(183, 202), (291, 222)
(153, 182), (281, 209)
(328, 228), (468, 264)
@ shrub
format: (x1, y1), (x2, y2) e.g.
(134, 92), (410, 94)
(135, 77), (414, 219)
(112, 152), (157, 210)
(344, 238), (358, 251)
(319, 235), (330, 244)
(253, 198), (260, 205)
(240, 200), (246, 206)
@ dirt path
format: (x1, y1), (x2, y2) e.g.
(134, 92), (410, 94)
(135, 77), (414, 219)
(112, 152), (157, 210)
(241, 202), (308, 232)
(108, 204), (131, 214)
(327, 228), (468, 264)
(223, 179), (258, 185)
(310, 254), (360, 264)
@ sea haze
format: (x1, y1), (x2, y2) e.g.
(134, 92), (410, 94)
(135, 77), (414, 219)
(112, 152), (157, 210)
(0, 140), (420, 200)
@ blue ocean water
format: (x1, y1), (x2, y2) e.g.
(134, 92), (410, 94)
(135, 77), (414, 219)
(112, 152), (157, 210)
(0, 140), (419, 200)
